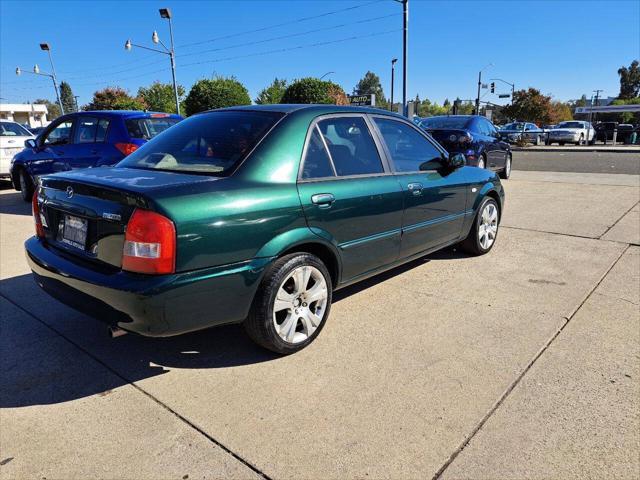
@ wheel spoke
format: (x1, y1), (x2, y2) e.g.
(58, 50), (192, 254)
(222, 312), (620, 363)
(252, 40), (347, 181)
(299, 312), (317, 336)
(305, 282), (327, 304)
(279, 313), (298, 343)
(274, 289), (294, 312)
(292, 267), (311, 295)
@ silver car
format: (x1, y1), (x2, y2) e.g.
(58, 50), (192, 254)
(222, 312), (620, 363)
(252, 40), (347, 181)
(547, 121), (595, 145)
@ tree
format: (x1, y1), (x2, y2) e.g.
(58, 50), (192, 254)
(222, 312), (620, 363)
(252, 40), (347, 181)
(184, 76), (251, 116)
(617, 60), (640, 99)
(280, 77), (348, 105)
(33, 98), (61, 119)
(84, 87), (145, 111)
(59, 81), (76, 113)
(255, 78), (288, 104)
(502, 88), (555, 124)
(137, 81), (185, 114)
(548, 101), (573, 123)
(354, 71), (386, 108)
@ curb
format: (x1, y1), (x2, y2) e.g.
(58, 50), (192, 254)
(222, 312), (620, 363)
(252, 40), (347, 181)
(512, 147), (640, 153)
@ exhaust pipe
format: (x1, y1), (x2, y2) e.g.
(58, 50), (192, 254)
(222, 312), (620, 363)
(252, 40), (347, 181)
(108, 326), (128, 338)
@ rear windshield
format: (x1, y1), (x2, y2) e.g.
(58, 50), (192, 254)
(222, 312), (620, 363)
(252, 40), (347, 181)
(0, 122), (32, 136)
(419, 117), (470, 129)
(503, 122), (526, 131)
(117, 111), (283, 175)
(125, 117), (181, 140)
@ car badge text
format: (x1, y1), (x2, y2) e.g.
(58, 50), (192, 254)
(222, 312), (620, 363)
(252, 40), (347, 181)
(66, 186), (74, 198)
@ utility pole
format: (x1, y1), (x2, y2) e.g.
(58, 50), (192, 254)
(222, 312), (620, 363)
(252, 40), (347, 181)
(390, 58), (397, 112)
(399, 0), (408, 117)
(592, 89), (603, 124)
(74, 95), (80, 112)
(476, 63), (493, 115)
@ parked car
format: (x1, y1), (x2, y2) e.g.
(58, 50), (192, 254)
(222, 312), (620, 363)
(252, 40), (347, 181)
(26, 105), (505, 354)
(1, 120), (35, 180)
(10, 110), (182, 201)
(547, 121), (595, 145)
(594, 121), (618, 142)
(418, 115), (511, 177)
(499, 122), (545, 145)
(616, 124), (635, 144)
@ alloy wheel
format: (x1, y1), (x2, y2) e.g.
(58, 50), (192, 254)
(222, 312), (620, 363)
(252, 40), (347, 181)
(477, 157), (485, 169)
(505, 156), (512, 177)
(272, 265), (328, 344)
(478, 203), (498, 250)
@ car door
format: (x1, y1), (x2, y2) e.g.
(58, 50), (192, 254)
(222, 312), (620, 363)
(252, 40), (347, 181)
(477, 117), (504, 169)
(296, 114), (404, 283)
(486, 120), (508, 169)
(371, 116), (468, 258)
(71, 116), (111, 168)
(28, 117), (77, 177)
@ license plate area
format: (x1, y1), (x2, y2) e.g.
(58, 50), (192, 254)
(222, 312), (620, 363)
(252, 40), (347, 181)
(60, 214), (88, 250)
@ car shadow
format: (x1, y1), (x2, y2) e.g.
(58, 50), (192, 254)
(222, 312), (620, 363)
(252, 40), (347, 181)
(0, 187), (30, 216)
(1, 247), (473, 408)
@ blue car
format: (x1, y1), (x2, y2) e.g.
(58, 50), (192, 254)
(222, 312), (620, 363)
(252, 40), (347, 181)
(418, 115), (511, 179)
(10, 110), (182, 201)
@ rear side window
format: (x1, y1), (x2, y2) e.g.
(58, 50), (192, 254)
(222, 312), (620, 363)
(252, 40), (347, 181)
(301, 127), (335, 179)
(374, 117), (443, 172)
(96, 119), (110, 142)
(125, 117), (180, 140)
(117, 111), (283, 175)
(74, 117), (111, 143)
(316, 116), (383, 176)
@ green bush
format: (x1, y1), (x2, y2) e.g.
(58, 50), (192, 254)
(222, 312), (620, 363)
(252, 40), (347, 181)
(184, 77), (251, 116)
(280, 77), (348, 105)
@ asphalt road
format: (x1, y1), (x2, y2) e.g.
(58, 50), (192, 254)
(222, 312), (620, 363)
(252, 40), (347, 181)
(513, 151), (640, 175)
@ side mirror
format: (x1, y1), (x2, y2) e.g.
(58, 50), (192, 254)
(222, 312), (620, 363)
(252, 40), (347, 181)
(447, 153), (466, 169)
(25, 138), (36, 149)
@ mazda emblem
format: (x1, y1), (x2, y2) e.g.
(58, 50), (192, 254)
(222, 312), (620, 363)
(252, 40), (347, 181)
(66, 186), (74, 198)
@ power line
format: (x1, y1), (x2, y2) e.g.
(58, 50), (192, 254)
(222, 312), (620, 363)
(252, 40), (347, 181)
(180, 28), (401, 68)
(178, 0), (386, 48)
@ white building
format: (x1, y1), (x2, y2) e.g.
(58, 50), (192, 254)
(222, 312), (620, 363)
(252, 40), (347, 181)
(0, 103), (49, 128)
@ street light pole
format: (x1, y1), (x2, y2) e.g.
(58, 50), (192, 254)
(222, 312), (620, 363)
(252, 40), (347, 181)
(390, 58), (397, 112)
(40, 43), (64, 115)
(15, 64), (64, 117)
(592, 89), (603, 124)
(319, 71), (335, 80)
(126, 8), (180, 115)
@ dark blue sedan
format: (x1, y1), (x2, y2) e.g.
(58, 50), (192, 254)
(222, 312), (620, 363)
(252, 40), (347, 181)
(10, 110), (182, 201)
(418, 115), (511, 179)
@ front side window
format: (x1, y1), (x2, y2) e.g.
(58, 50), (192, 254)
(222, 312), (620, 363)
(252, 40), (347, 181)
(117, 111), (282, 175)
(316, 116), (384, 176)
(43, 120), (74, 145)
(0, 122), (32, 136)
(374, 117), (443, 172)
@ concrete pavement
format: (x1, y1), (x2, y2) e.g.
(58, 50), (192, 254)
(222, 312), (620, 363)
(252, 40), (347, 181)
(512, 150), (640, 175)
(0, 169), (638, 479)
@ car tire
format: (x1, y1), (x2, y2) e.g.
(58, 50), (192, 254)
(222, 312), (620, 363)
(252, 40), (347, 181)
(19, 169), (34, 202)
(477, 153), (487, 169)
(559, 142), (565, 146)
(576, 134), (584, 146)
(244, 253), (332, 354)
(499, 153), (511, 180)
(459, 197), (500, 256)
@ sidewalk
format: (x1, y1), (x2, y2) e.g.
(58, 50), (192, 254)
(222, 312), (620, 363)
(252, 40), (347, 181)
(512, 144), (640, 153)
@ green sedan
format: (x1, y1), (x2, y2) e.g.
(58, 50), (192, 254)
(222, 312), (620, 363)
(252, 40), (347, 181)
(26, 105), (504, 354)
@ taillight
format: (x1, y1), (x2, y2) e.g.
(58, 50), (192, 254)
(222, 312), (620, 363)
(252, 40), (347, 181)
(115, 142), (139, 156)
(122, 209), (176, 274)
(32, 191), (44, 238)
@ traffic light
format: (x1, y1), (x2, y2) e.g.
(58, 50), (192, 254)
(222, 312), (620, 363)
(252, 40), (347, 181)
(490, 82), (495, 94)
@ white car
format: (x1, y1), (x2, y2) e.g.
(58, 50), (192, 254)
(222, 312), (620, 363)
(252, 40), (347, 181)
(547, 121), (595, 146)
(0, 120), (35, 179)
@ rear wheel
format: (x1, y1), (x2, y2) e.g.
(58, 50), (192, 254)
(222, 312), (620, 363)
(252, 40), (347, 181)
(477, 153), (486, 169)
(459, 197), (500, 256)
(19, 169), (34, 202)
(244, 253), (332, 354)
(559, 141), (565, 146)
(499, 153), (511, 179)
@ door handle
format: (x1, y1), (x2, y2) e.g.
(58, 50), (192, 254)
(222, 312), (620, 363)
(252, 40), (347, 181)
(311, 193), (335, 208)
(407, 182), (423, 195)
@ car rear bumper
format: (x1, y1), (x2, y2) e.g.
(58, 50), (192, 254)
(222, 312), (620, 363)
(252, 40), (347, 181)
(25, 237), (271, 337)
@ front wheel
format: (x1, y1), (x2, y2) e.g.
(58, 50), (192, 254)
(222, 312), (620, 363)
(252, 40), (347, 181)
(244, 253), (332, 354)
(476, 154), (486, 169)
(459, 197), (500, 256)
(576, 134), (584, 146)
(19, 169), (34, 202)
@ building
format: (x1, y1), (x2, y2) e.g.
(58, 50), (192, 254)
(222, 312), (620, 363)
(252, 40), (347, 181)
(0, 103), (49, 128)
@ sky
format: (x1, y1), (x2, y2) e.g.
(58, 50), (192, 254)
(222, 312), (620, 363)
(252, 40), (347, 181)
(1, 0), (639, 109)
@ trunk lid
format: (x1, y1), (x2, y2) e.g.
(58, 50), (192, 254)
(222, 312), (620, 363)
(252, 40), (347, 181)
(37, 166), (221, 270)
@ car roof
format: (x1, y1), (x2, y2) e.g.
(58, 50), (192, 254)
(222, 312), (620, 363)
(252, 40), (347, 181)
(210, 104), (408, 119)
(75, 110), (182, 119)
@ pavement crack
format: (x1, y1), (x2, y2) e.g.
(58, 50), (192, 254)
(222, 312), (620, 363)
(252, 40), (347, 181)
(598, 200), (639, 240)
(431, 244), (631, 480)
(0, 293), (273, 480)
